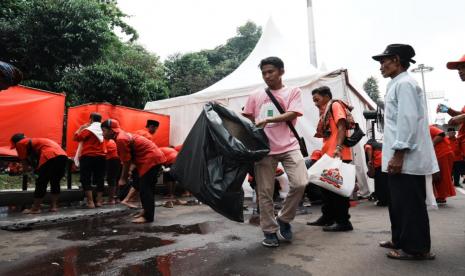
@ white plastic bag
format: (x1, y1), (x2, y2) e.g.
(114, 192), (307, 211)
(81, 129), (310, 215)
(425, 174), (438, 210)
(307, 154), (356, 197)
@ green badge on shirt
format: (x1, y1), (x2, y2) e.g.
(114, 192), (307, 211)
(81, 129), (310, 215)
(267, 109), (273, 117)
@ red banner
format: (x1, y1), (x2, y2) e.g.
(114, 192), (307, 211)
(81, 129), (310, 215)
(66, 103), (170, 157)
(0, 86), (65, 157)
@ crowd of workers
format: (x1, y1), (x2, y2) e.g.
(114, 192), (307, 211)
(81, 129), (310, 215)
(2, 43), (465, 261)
(7, 114), (183, 223)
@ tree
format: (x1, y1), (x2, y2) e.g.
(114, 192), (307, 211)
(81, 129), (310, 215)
(1, 3), (263, 104)
(226, 21), (262, 62)
(0, 0), (136, 88)
(0, 0), (168, 108)
(363, 76), (381, 103)
(200, 21), (262, 83)
(59, 43), (169, 108)
(169, 21), (262, 94)
(164, 53), (214, 97)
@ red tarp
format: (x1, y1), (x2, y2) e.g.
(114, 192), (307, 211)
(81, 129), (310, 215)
(66, 103), (170, 157)
(0, 86), (65, 157)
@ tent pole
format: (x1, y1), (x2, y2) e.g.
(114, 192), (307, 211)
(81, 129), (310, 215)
(306, 0), (318, 68)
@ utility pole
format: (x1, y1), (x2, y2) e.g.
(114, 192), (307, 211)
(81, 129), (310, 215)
(306, 0), (318, 68)
(411, 63), (434, 122)
(411, 64), (434, 95)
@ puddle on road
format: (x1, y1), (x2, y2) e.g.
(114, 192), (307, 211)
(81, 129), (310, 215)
(122, 244), (313, 276)
(2, 236), (174, 276)
(120, 256), (171, 276)
(56, 213), (218, 240)
(1, 213), (223, 276)
(121, 247), (206, 276)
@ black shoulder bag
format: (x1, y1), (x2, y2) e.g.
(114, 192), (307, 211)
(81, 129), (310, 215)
(328, 101), (365, 147)
(265, 88), (309, 157)
(27, 139), (39, 170)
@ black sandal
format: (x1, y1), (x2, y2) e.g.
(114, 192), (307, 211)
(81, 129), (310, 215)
(379, 240), (398, 249)
(387, 250), (436, 260)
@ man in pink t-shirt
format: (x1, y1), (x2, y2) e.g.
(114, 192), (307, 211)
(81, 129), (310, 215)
(243, 56), (308, 248)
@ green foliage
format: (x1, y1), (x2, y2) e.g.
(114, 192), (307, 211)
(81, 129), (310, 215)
(59, 43), (169, 108)
(363, 76), (381, 103)
(166, 21), (262, 97)
(0, 0), (136, 84)
(164, 53), (214, 97)
(226, 21), (263, 61)
(1, 1), (262, 105)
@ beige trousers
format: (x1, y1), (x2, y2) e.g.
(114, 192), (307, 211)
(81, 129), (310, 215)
(255, 149), (308, 233)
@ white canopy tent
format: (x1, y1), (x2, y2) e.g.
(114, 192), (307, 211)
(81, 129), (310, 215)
(145, 18), (376, 196)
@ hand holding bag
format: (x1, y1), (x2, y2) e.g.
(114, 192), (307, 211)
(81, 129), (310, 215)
(307, 154), (356, 197)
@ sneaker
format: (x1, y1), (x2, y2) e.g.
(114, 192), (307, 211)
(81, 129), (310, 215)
(277, 218), (292, 242)
(262, 233), (279, 247)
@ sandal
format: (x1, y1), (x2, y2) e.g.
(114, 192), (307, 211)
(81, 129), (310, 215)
(174, 199), (187, 205)
(387, 250), (436, 260)
(379, 240), (398, 249)
(22, 208), (41, 214)
(163, 201), (174, 208)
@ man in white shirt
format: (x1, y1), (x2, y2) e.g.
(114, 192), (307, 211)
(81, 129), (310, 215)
(372, 44), (438, 260)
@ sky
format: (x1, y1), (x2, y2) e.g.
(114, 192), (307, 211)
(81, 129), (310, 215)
(117, 0), (465, 120)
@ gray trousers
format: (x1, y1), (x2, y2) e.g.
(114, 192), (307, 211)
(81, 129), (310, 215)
(255, 150), (308, 233)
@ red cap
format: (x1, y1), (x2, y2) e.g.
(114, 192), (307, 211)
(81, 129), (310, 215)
(446, 55), (465, 69)
(101, 119), (121, 132)
(310, 150), (322, 161)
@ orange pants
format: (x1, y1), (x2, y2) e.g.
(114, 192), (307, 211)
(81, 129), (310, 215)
(433, 153), (456, 200)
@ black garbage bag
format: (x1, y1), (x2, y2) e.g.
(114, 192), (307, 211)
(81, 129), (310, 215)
(171, 102), (270, 222)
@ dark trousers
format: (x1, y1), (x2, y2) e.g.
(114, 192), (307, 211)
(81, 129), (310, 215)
(319, 160), (351, 224)
(140, 165), (161, 222)
(35, 156), (67, 198)
(131, 169), (140, 191)
(320, 188), (350, 224)
(106, 158), (121, 187)
(305, 183), (323, 202)
(388, 173), (430, 254)
(80, 156), (106, 192)
(374, 167), (389, 205)
(452, 160), (465, 186)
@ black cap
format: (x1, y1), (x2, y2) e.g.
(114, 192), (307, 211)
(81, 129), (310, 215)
(372, 44), (416, 64)
(146, 119), (159, 128)
(90, 112), (102, 122)
(10, 133), (25, 149)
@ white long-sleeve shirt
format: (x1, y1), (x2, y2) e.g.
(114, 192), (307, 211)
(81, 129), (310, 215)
(382, 71), (439, 175)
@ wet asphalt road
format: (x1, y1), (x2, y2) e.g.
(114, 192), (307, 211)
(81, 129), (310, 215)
(0, 193), (465, 276)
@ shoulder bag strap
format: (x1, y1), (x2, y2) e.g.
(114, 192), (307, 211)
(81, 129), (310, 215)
(264, 88), (301, 140)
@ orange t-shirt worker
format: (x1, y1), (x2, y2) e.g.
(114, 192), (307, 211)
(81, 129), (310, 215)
(10, 133), (67, 213)
(321, 102), (352, 161)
